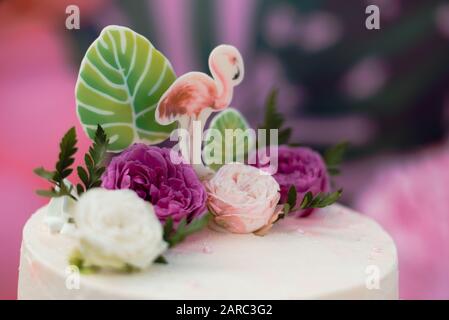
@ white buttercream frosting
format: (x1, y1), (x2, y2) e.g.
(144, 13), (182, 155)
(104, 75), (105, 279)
(43, 180), (77, 234)
(44, 196), (76, 234)
(19, 204), (398, 299)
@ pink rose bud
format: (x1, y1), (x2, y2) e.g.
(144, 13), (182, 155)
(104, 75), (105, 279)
(205, 163), (281, 234)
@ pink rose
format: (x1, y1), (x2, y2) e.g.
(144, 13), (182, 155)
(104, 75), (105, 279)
(205, 163), (281, 234)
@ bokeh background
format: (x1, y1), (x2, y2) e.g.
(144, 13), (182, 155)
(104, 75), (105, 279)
(1, 0), (449, 299)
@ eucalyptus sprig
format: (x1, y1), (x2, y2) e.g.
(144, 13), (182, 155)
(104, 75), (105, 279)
(163, 212), (212, 248)
(76, 125), (110, 196)
(34, 127), (78, 200)
(258, 88), (292, 145)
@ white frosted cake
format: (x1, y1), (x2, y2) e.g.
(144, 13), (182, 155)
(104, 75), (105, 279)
(18, 204), (398, 300)
(23, 25), (398, 300)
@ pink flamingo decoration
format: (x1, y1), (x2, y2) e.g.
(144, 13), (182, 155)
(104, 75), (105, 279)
(156, 45), (244, 172)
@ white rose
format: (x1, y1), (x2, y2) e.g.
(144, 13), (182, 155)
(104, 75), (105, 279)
(74, 188), (167, 270)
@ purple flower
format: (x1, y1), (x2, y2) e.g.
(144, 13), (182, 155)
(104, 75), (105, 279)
(102, 144), (207, 224)
(250, 145), (330, 217)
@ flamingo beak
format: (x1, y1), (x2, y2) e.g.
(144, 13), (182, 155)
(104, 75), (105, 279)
(232, 67), (240, 81)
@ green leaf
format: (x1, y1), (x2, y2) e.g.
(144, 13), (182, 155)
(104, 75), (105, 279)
(287, 185), (297, 209)
(77, 166), (89, 186)
(80, 267), (100, 275)
(75, 25), (177, 152)
(168, 218), (187, 246)
(90, 180), (102, 188)
(283, 203), (290, 215)
(319, 189), (343, 207)
(84, 154), (94, 172)
(163, 217), (174, 242)
(77, 125), (110, 193)
(166, 212), (212, 248)
(272, 186), (297, 223)
(278, 128), (292, 145)
(204, 108), (255, 171)
(36, 189), (58, 197)
(55, 127), (78, 177)
(300, 189), (343, 209)
(68, 249), (84, 268)
(327, 167), (341, 176)
(183, 212), (212, 235)
(324, 142), (349, 169)
(258, 88), (292, 145)
(275, 203), (290, 222)
(61, 168), (73, 179)
(288, 142), (302, 147)
(90, 125), (108, 162)
(259, 89), (283, 130)
(68, 249), (100, 274)
(309, 192), (324, 207)
(122, 264), (140, 273)
(33, 167), (55, 180)
(76, 184), (85, 195)
(96, 166), (106, 175)
(154, 255), (168, 264)
(34, 127), (78, 200)
(300, 192), (314, 209)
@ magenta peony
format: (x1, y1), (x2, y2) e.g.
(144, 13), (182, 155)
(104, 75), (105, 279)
(250, 145), (330, 217)
(102, 144), (207, 224)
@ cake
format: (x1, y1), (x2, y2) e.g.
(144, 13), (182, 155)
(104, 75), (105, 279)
(19, 25), (398, 300)
(18, 204), (397, 299)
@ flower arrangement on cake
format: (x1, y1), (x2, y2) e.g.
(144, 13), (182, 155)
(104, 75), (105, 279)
(34, 25), (346, 273)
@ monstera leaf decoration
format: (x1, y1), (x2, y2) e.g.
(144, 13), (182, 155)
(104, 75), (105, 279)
(204, 108), (255, 171)
(75, 25), (176, 152)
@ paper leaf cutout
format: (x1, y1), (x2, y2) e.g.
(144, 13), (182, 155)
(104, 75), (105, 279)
(75, 25), (177, 152)
(204, 108), (255, 171)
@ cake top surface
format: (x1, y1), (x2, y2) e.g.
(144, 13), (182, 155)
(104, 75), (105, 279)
(22, 204), (397, 299)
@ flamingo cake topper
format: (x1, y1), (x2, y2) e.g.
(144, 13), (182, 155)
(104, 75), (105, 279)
(155, 44), (245, 170)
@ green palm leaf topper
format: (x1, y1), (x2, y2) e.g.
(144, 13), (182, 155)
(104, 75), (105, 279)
(75, 25), (177, 152)
(204, 108), (255, 171)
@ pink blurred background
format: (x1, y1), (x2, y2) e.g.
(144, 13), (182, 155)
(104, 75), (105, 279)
(1, 0), (449, 299)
